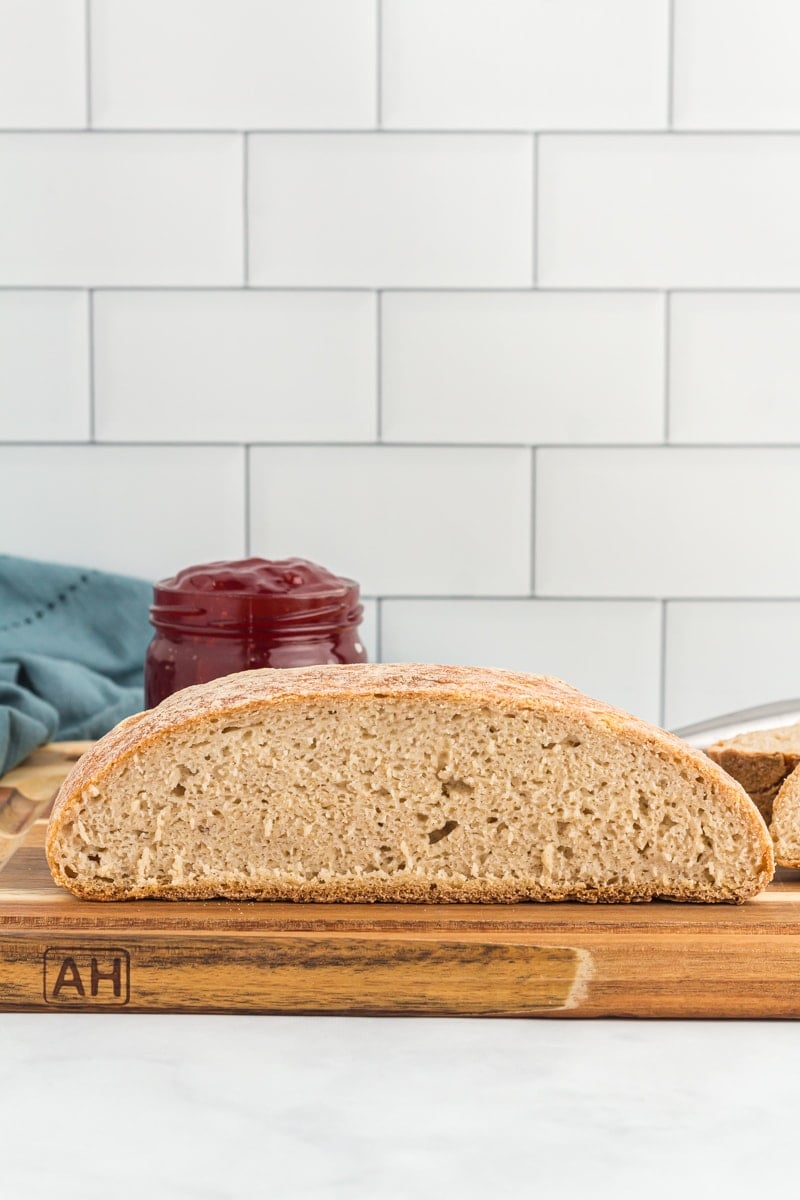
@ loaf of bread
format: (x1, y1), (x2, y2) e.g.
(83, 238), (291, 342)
(706, 723), (800, 823)
(46, 664), (773, 904)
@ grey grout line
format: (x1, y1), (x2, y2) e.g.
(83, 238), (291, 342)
(530, 447), (537, 595)
(6, 126), (800, 135)
(667, 0), (675, 128)
(659, 600), (668, 727)
(242, 134), (249, 285)
(522, 442), (800, 450)
(663, 291), (671, 442)
(86, 289), (95, 441)
(375, 291), (383, 440)
(531, 134), (538, 286)
(375, 0), (382, 129)
(243, 445), (251, 554)
(0, 285), (387, 293)
(345, 594), (800, 603)
(530, 285), (800, 294)
(11, 439), (800, 450)
(5, 284), (800, 295)
(84, 0), (92, 128)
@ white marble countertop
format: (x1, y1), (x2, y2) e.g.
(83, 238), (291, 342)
(1, 1015), (794, 1199)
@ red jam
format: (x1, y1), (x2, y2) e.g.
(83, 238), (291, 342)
(144, 557), (367, 707)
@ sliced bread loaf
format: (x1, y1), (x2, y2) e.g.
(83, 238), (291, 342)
(46, 664), (773, 904)
(706, 722), (800, 822)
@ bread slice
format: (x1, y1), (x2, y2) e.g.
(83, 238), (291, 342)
(768, 764), (800, 866)
(706, 722), (800, 823)
(46, 664), (773, 904)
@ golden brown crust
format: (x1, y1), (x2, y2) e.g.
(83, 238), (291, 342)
(46, 664), (774, 903)
(69, 877), (756, 905)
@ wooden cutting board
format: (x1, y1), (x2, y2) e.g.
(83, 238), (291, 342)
(2, 743), (800, 1018)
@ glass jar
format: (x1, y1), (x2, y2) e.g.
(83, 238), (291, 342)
(144, 557), (367, 708)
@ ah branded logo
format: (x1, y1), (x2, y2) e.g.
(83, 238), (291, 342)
(43, 948), (130, 1006)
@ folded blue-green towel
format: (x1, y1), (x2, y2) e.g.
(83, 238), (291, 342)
(0, 555), (152, 775)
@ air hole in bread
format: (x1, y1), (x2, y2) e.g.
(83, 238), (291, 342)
(428, 820), (459, 845)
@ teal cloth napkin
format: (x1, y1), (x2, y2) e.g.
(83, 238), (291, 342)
(0, 555), (152, 775)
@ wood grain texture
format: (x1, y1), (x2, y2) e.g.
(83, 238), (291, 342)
(3, 744), (800, 1017)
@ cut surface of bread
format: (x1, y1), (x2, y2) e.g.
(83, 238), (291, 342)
(769, 763), (800, 866)
(46, 665), (773, 904)
(706, 722), (800, 823)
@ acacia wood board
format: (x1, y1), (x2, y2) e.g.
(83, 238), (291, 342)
(1, 744), (798, 1018)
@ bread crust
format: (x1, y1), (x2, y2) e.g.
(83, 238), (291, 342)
(55, 877), (759, 904)
(46, 664), (774, 903)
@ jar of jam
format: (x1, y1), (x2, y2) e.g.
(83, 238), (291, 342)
(144, 557), (367, 708)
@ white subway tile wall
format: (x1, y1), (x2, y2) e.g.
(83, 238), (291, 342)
(0, 291), (89, 440)
(0, 445), (245, 578)
(538, 135), (800, 287)
(536, 448), (800, 598)
(673, 0), (800, 130)
(381, 291), (665, 444)
(381, 600), (662, 723)
(665, 602), (800, 729)
(91, 0), (376, 130)
(669, 293), (800, 443)
(93, 290), (377, 442)
(3, 0), (800, 727)
(0, 134), (243, 285)
(248, 446), (532, 596)
(0, 1), (85, 128)
(247, 134), (534, 287)
(381, 0), (669, 130)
